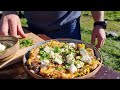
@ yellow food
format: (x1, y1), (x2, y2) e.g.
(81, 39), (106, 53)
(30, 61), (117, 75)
(26, 40), (101, 79)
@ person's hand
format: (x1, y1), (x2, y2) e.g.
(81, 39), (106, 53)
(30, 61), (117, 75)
(91, 25), (106, 49)
(0, 14), (26, 38)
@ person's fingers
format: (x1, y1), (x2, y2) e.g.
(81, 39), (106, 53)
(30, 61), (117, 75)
(95, 37), (103, 49)
(8, 19), (17, 37)
(0, 18), (9, 36)
(91, 33), (96, 45)
(101, 39), (105, 46)
(17, 21), (26, 38)
(0, 20), (2, 35)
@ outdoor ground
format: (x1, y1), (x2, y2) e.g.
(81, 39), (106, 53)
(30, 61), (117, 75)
(21, 11), (120, 72)
(80, 11), (120, 72)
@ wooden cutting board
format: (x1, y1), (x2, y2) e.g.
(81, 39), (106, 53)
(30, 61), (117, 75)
(0, 29), (45, 69)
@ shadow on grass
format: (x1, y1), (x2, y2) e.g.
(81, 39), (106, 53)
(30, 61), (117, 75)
(110, 53), (120, 58)
(107, 35), (120, 41)
(113, 36), (120, 41)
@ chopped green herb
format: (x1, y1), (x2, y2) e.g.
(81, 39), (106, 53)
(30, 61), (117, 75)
(19, 38), (33, 48)
(65, 63), (70, 69)
(39, 50), (50, 60)
(56, 66), (63, 71)
(54, 46), (61, 53)
(70, 48), (75, 53)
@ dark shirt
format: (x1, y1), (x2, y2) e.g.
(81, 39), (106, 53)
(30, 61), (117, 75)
(23, 11), (81, 40)
(24, 11), (81, 30)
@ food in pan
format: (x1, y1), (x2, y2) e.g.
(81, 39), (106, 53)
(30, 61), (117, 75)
(26, 40), (101, 79)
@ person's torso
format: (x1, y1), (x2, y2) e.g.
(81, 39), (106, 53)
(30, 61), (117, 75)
(24, 11), (81, 30)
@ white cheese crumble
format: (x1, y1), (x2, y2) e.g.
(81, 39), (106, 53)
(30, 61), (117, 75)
(49, 51), (55, 59)
(54, 53), (62, 59)
(81, 55), (92, 64)
(37, 55), (40, 58)
(76, 61), (84, 68)
(54, 58), (63, 64)
(79, 48), (92, 64)
(41, 60), (50, 66)
(80, 49), (88, 56)
(30, 70), (35, 73)
(76, 56), (81, 60)
(44, 46), (51, 53)
(61, 48), (65, 52)
(0, 43), (6, 52)
(53, 53), (63, 64)
(68, 64), (77, 73)
(66, 53), (75, 64)
(68, 43), (76, 48)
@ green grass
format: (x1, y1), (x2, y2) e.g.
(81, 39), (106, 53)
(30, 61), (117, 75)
(81, 11), (120, 34)
(81, 11), (120, 72)
(21, 11), (120, 72)
(105, 11), (120, 21)
(100, 38), (120, 71)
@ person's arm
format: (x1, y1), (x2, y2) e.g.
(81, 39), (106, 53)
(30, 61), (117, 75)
(91, 11), (106, 49)
(91, 11), (104, 21)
